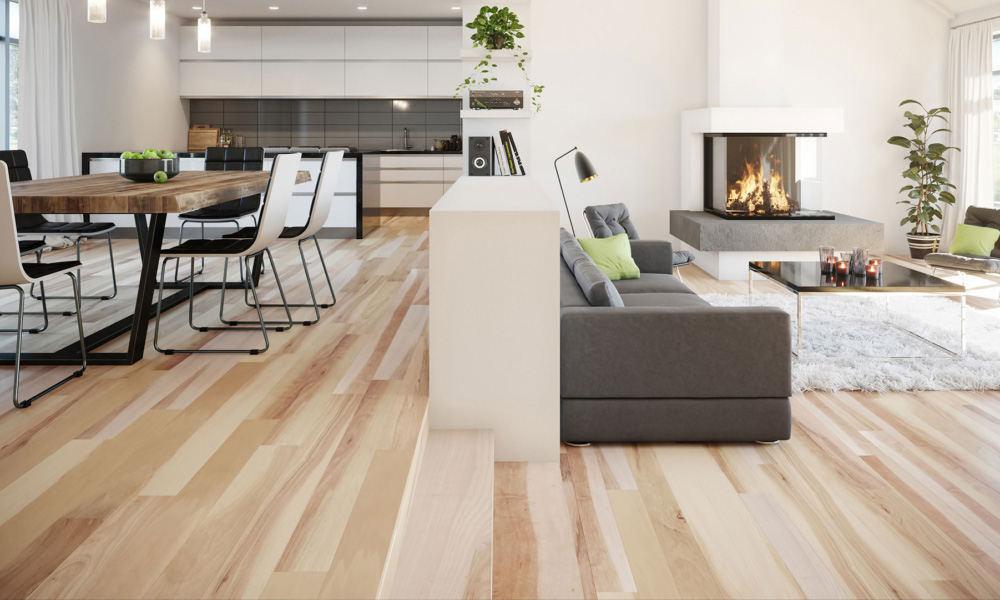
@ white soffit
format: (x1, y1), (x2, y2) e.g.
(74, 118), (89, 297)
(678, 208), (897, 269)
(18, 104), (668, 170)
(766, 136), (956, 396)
(682, 108), (845, 134)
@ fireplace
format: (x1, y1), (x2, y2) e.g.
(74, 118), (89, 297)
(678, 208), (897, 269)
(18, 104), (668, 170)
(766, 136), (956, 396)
(704, 133), (833, 220)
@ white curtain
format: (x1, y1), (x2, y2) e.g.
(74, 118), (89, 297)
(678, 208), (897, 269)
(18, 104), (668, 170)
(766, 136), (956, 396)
(944, 20), (996, 246)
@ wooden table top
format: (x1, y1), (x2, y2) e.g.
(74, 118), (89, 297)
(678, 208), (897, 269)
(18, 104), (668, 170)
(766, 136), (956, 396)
(11, 170), (312, 214)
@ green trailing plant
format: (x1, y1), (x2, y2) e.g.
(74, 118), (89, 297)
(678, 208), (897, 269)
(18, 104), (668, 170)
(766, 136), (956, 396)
(454, 6), (545, 112)
(887, 99), (958, 236)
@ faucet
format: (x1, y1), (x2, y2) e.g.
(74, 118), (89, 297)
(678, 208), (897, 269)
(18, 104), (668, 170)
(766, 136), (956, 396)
(403, 127), (412, 150)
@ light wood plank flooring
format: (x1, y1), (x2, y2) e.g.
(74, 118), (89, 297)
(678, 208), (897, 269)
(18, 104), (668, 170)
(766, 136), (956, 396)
(493, 261), (1000, 600)
(0, 217), (430, 599)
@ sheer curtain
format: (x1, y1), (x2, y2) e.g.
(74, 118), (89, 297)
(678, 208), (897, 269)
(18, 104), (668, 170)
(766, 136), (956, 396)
(944, 19), (995, 246)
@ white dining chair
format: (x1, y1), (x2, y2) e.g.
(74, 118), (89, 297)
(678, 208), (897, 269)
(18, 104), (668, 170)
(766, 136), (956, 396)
(0, 162), (87, 408)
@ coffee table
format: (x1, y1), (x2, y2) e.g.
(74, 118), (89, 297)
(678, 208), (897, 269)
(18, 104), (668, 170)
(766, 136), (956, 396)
(748, 261), (966, 358)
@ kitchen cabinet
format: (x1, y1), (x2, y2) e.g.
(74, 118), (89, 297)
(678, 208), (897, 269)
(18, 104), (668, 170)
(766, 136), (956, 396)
(428, 62), (463, 97)
(261, 26), (345, 60)
(428, 27), (462, 60)
(180, 61), (262, 97)
(345, 26), (427, 60)
(345, 62), (428, 97)
(261, 62), (345, 97)
(368, 154), (462, 209)
(180, 26), (262, 60)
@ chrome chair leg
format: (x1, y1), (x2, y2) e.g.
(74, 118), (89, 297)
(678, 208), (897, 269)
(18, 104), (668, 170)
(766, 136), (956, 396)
(0, 278), (49, 334)
(239, 236), (336, 325)
(155, 257), (271, 355)
(219, 249), (294, 330)
(9, 273), (86, 409)
(30, 233), (118, 303)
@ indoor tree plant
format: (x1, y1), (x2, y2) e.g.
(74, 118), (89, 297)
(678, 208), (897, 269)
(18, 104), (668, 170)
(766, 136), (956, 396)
(887, 99), (958, 259)
(454, 6), (545, 112)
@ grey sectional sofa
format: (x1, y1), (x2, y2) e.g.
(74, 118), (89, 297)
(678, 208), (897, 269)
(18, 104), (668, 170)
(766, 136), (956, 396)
(560, 229), (792, 443)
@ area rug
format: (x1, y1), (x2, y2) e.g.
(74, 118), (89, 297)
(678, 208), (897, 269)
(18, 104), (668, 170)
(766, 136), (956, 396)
(700, 293), (1000, 393)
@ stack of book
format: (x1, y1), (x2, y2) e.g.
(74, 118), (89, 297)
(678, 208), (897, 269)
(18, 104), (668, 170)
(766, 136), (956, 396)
(493, 130), (526, 176)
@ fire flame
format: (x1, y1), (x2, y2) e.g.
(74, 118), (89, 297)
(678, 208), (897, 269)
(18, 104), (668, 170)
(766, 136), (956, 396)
(726, 158), (792, 214)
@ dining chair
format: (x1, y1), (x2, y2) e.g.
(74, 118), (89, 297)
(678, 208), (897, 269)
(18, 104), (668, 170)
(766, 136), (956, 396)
(153, 153), (301, 355)
(0, 151), (119, 309)
(222, 150), (344, 326)
(0, 162), (87, 409)
(174, 147), (264, 282)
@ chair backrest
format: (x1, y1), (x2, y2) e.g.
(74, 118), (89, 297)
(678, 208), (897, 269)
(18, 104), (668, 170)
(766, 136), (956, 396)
(964, 206), (1000, 258)
(0, 150), (47, 230)
(297, 151), (345, 241)
(244, 152), (301, 256)
(204, 147), (264, 215)
(583, 203), (640, 240)
(0, 162), (34, 286)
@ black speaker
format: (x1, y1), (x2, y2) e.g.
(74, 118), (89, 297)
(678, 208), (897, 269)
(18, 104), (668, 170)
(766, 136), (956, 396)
(468, 136), (493, 176)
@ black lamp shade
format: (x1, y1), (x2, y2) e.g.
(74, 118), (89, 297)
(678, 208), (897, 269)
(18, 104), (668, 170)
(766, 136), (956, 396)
(574, 151), (598, 183)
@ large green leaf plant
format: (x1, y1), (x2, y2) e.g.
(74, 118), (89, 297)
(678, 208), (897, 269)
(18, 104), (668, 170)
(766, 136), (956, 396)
(887, 100), (958, 236)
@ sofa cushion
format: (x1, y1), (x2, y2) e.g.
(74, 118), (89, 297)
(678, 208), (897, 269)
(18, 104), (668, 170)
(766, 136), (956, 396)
(560, 258), (591, 308)
(560, 228), (624, 307)
(578, 234), (640, 280)
(612, 273), (695, 295)
(925, 252), (1000, 274)
(620, 293), (710, 308)
(964, 206), (1000, 258)
(949, 223), (1000, 256)
(584, 203), (639, 239)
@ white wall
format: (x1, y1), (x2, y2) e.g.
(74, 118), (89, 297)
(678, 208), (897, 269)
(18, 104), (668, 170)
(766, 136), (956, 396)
(531, 0), (950, 253)
(70, 0), (188, 154)
(530, 0), (708, 239)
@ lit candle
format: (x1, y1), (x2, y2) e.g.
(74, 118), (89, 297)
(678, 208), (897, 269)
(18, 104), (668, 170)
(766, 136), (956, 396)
(867, 259), (881, 277)
(865, 263), (878, 278)
(823, 257), (837, 274)
(836, 260), (849, 275)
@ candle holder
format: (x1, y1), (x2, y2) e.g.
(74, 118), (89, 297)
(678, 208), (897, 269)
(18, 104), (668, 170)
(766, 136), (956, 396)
(819, 246), (836, 274)
(835, 260), (849, 276)
(851, 247), (869, 276)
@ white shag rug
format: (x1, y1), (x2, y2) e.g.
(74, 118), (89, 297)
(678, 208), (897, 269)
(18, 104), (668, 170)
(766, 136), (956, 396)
(701, 293), (1000, 393)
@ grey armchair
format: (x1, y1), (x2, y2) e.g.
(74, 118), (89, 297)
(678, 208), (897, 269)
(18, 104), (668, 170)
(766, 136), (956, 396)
(583, 203), (695, 280)
(925, 206), (1000, 301)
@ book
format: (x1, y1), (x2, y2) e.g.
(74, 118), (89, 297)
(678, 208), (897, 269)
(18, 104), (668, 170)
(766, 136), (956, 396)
(507, 131), (526, 176)
(493, 135), (508, 176)
(499, 130), (518, 176)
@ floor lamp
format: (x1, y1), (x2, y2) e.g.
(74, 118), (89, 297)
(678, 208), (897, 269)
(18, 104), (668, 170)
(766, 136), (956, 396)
(554, 147), (598, 236)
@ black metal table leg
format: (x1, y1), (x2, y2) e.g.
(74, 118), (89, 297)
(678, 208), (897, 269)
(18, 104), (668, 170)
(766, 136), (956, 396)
(125, 213), (166, 363)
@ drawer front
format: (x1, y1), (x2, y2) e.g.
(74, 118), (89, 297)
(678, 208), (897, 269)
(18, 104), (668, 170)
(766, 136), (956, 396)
(379, 155), (444, 169)
(380, 182), (444, 208)
(442, 168), (461, 183)
(443, 155), (463, 169)
(380, 169), (443, 183)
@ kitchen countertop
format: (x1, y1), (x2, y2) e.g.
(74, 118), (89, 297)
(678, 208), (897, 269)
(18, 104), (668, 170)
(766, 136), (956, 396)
(84, 149), (461, 161)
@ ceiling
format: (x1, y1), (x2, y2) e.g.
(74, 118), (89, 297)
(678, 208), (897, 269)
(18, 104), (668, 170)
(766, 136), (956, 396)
(933, 0), (1000, 17)
(164, 0), (465, 21)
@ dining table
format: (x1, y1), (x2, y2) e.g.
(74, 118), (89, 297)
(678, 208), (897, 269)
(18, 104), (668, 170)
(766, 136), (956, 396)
(3, 169), (311, 367)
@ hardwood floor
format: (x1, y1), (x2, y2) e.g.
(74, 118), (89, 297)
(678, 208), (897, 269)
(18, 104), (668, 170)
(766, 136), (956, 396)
(493, 262), (1000, 600)
(7, 220), (1000, 600)
(0, 217), (430, 599)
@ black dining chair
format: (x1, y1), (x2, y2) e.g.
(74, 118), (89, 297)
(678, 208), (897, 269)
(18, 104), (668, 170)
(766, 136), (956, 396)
(0, 150), (119, 309)
(174, 147), (264, 282)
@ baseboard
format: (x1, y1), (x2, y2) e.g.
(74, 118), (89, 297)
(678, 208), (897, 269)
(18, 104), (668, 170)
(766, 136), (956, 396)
(108, 227), (357, 240)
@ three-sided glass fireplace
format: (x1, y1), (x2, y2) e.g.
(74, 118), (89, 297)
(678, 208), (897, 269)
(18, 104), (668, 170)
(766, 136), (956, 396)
(704, 133), (832, 220)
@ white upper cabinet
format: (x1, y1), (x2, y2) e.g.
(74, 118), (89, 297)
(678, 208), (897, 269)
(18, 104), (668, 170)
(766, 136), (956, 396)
(180, 26), (262, 60)
(345, 26), (427, 60)
(261, 26), (345, 60)
(427, 26), (462, 60)
(428, 62), (462, 97)
(345, 62), (428, 97)
(180, 62), (262, 97)
(261, 62), (345, 97)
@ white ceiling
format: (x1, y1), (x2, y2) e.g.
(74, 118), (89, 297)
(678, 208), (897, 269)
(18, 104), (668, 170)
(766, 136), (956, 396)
(165, 0), (465, 21)
(934, 0), (1000, 16)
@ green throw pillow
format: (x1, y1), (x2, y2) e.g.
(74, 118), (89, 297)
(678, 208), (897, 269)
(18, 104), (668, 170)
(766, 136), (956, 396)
(949, 223), (1000, 256)
(578, 234), (640, 280)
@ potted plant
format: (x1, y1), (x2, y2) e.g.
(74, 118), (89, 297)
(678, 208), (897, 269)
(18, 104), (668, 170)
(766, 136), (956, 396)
(455, 6), (545, 112)
(887, 99), (958, 259)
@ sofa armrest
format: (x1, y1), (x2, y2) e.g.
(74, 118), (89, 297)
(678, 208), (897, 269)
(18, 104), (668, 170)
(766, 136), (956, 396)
(629, 240), (674, 274)
(561, 306), (791, 399)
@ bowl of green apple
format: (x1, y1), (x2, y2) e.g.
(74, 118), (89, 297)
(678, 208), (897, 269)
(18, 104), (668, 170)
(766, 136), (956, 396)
(119, 149), (179, 183)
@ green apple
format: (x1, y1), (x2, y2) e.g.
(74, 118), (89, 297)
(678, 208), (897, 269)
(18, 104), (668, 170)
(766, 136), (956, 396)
(153, 170), (168, 184)
(130, 152), (144, 160)
(142, 149), (159, 160)
(120, 151), (131, 159)
(157, 148), (172, 159)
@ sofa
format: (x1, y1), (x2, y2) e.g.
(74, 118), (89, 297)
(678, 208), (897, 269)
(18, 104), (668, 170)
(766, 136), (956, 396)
(560, 229), (792, 443)
(925, 206), (1000, 275)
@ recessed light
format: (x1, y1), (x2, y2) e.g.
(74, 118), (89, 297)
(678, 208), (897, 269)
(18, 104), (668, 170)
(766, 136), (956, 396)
(451, 6), (460, 9)
(192, 5), (201, 8)
(268, 5), (278, 8)
(357, 5), (367, 9)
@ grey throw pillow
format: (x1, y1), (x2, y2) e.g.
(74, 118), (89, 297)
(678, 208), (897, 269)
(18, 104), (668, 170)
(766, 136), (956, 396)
(560, 228), (624, 307)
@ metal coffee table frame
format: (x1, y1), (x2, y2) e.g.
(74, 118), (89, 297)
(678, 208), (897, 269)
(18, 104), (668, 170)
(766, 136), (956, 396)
(748, 263), (966, 360)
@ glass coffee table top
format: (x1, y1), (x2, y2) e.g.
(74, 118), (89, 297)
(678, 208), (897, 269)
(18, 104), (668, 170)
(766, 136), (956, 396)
(749, 261), (965, 294)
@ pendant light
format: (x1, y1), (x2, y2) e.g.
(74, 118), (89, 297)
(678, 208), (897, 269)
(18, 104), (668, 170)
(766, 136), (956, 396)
(87, 0), (106, 23)
(197, 0), (211, 53)
(150, 0), (166, 40)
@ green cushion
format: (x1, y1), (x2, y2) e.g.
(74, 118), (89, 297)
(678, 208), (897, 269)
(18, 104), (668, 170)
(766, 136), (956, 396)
(577, 234), (640, 280)
(948, 223), (1000, 256)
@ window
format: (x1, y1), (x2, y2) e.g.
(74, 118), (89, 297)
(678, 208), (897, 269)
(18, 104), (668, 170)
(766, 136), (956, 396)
(0, 0), (17, 150)
(993, 35), (1000, 207)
